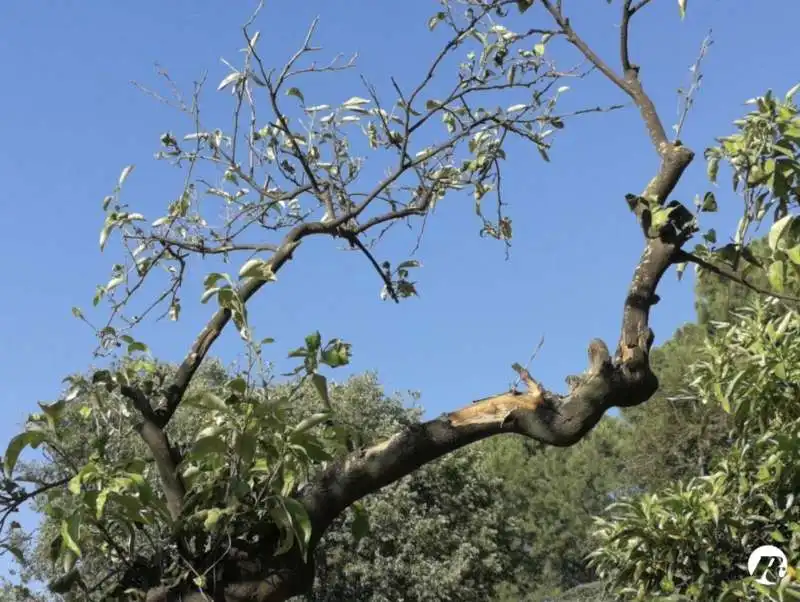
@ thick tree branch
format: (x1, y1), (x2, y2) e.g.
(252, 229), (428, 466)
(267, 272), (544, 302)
(121, 385), (185, 520)
(295, 2), (699, 588)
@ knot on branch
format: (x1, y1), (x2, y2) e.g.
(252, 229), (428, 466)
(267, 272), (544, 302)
(565, 339), (612, 394)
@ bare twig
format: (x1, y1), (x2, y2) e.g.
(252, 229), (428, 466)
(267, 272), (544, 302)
(674, 32), (713, 140)
(340, 231), (400, 303)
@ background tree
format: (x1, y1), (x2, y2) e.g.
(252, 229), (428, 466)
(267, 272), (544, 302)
(2, 0), (799, 600)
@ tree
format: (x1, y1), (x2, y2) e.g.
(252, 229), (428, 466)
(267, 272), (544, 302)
(485, 420), (633, 600)
(307, 443), (532, 602)
(8, 366), (631, 601)
(2, 1), (799, 600)
(306, 417), (634, 602)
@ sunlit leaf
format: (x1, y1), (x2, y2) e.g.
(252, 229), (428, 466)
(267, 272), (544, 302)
(4, 430), (47, 476)
(118, 165), (135, 188)
(183, 391), (228, 412)
(238, 258), (277, 282)
(60, 517), (81, 557)
(218, 71), (241, 91)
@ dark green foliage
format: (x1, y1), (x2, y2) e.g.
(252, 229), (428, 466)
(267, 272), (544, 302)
(591, 300), (800, 600)
(307, 445), (531, 602)
(621, 323), (732, 490)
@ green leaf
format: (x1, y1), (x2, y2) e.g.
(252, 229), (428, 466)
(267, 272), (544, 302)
(351, 503), (370, 542)
(321, 340), (351, 367)
(203, 272), (228, 289)
(787, 244), (800, 265)
(291, 437), (333, 463)
(702, 229), (717, 244)
(284, 497), (312, 555)
(427, 11), (445, 30)
(38, 400), (66, 430)
(183, 391), (228, 412)
(127, 341), (148, 354)
(235, 432), (257, 467)
(96, 489), (110, 519)
(203, 508), (224, 532)
(342, 96), (370, 108)
(706, 501), (720, 525)
(701, 192), (718, 212)
(768, 260), (786, 292)
(68, 463), (98, 495)
(190, 435), (228, 459)
(397, 260), (421, 270)
(517, 0), (533, 13)
(270, 504), (295, 555)
(218, 71), (241, 91)
(293, 412), (331, 434)
(310, 373), (331, 410)
(768, 215), (794, 250)
(238, 258), (277, 282)
(786, 82), (800, 101)
(707, 155), (720, 183)
(99, 220), (115, 251)
(4, 430), (47, 476)
(305, 331), (322, 352)
(60, 517), (81, 557)
(228, 377), (247, 394)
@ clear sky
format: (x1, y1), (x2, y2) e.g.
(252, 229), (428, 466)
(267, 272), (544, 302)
(0, 0), (798, 581)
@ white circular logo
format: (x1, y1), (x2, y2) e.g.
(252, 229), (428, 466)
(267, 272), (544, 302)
(747, 545), (788, 585)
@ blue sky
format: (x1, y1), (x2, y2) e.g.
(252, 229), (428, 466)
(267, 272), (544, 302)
(0, 0), (798, 579)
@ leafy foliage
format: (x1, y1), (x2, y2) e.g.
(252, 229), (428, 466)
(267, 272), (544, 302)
(694, 86), (800, 297)
(1, 345), (370, 598)
(591, 304), (800, 601)
(307, 445), (530, 602)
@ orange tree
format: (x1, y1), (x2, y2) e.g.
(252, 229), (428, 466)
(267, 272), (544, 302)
(2, 1), (799, 600)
